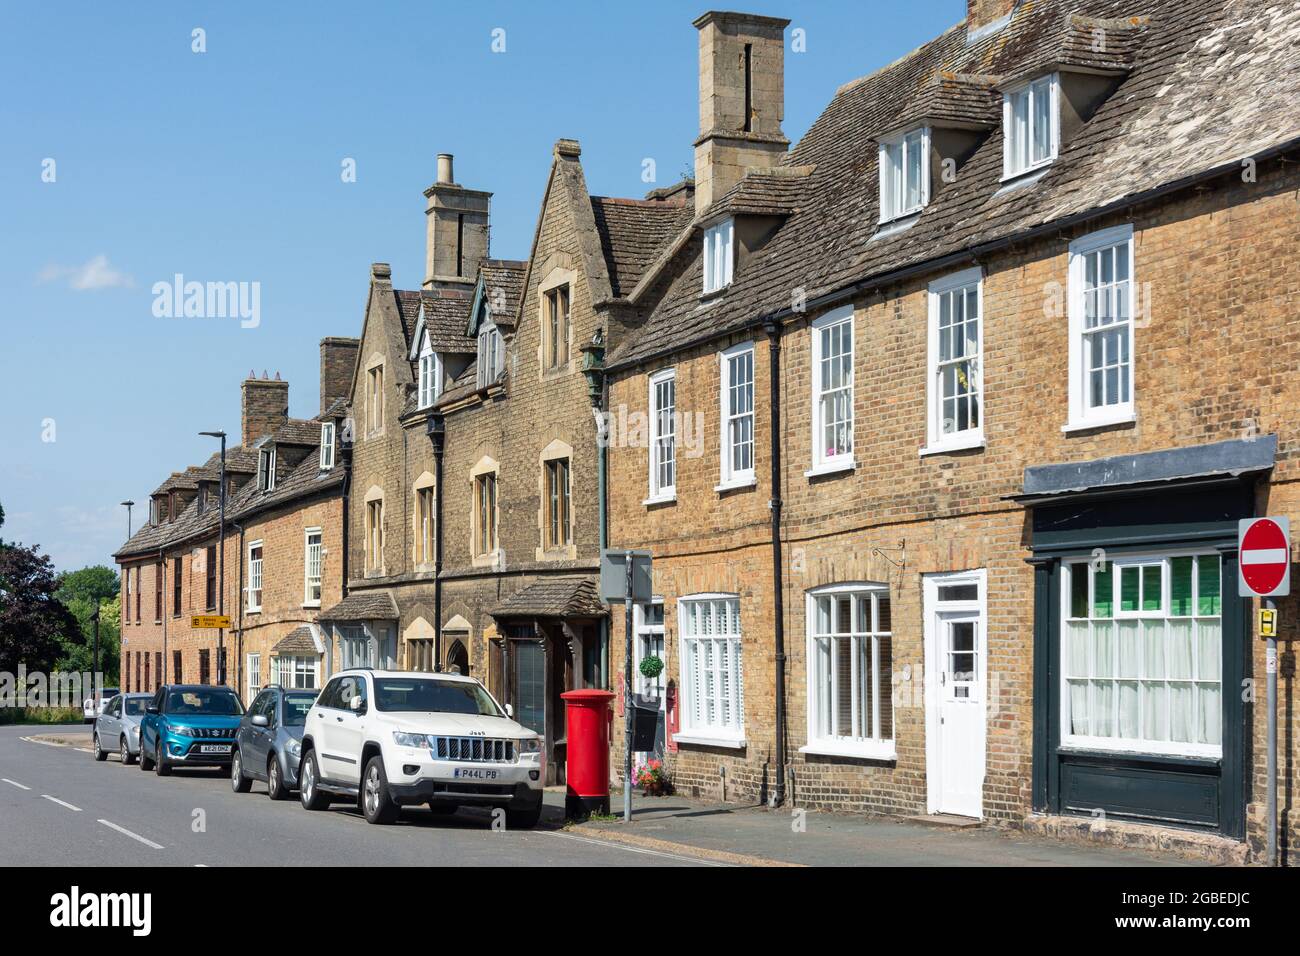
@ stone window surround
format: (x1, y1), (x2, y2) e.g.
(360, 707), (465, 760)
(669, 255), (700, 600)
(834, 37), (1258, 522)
(364, 353), (386, 438)
(470, 456), (501, 569)
(412, 471), (436, 571)
(535, 438), (577, 561)
(537, 266), (577, 378)
(363, 484), (385, 577)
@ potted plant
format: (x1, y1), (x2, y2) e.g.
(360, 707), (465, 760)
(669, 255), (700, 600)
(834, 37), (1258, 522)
(635, 758), (674, 796)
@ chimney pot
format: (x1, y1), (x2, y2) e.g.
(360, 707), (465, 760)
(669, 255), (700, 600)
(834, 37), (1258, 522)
(437, 153), (454, 185)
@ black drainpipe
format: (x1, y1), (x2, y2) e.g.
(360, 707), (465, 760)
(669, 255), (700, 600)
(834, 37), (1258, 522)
(334, 428), (353, 680)
(764, 320), (787, 807)
(426, 412), (446, 671)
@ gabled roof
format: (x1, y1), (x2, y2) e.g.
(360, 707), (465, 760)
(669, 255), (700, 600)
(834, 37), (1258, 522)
(590, 195), (694, 299)
(491, 578), (606, 619)
(320, 590), (399, 622)
(406, 287), (478, 357)
(475, 259), (527, 330)
(607, 0), (1300, 372)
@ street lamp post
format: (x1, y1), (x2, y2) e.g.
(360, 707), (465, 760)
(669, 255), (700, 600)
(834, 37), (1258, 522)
(91, 604), (101, 680)
(120, 500), (135, 540)
(200, 431), (228, 685)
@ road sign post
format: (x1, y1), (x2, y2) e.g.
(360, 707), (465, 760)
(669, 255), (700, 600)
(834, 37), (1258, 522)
(1238, 516), (1290, 868)
(600, 549), (652, 823)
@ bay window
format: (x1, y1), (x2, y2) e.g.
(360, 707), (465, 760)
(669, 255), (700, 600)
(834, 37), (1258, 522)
(678, 595), (745, 743)
(805, 584), (894, 758)
(1062, 552), (1222, 756)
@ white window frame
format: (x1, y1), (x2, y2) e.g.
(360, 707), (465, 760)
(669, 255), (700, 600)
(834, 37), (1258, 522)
(1002, 73), (1059, 180)
(633, 599), (667, 704)
(417, 333), (441, 409)
(476, 320), (503, 389)
(703, 218), (735, 294)
(645, 368), (677, 503)
(807, 305), (855, 476)
(1059, 550), (1223, 759)
(274, 654), (320, 689)
(303, 527), (322, 607)
(803, 582), (896, 760)
(878, 126), (929, 222)
(246, 540), (263, 613)
(1065, 224), (1136, 431)
(675, 593), (745, 747)
(923, 267), (985, 454)
(319, 422), (335, 470)
(718, 342), (756, 489)
(258, 446), (276, 492)
(246, 653), (260, 702)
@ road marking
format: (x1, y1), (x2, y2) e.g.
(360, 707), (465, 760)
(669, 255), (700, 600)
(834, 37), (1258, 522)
(21, 736), (68, 748)
(1, 778), (31, 790)
(551, 826), (805, 867)
(545, 830), (729, 866)
(41, 795), (82, 812)
(98, 819), (164, 850)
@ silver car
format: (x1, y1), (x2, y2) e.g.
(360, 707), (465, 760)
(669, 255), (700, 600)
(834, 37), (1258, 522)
(93, 693), (151, 764)
(231, 685), (318, 799)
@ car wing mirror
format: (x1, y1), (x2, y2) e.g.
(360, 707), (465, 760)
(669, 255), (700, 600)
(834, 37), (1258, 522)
(350, 696), (365, 713)
(146, 705), (159, 715)
(251, 714), (269, 728)
(505, 704), (514, 719)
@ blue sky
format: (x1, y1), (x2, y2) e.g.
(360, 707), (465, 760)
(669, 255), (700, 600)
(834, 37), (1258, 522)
(0, 0), (962, 572)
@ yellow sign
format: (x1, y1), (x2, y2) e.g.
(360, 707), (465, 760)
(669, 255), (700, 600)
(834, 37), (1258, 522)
(191, 615), (231, 629)
(1259, 608), (1278, 638)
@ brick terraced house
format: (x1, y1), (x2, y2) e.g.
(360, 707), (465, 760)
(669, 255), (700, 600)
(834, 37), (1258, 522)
(332, 149), (692, 783)
(114, 342), (356, 702)
(599, 1), (1300, 860)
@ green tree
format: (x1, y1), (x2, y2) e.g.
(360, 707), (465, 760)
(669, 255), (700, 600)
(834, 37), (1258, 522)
(55, 565), (121, 680)
(0, 506), (78, 675)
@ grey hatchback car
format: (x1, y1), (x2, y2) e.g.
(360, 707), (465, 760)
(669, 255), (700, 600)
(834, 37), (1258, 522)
(231, 685), (318, 799)
(93, 693), (152, 764)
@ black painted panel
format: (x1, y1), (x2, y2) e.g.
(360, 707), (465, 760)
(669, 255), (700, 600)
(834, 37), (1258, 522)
(1061, 757), (1220, 828)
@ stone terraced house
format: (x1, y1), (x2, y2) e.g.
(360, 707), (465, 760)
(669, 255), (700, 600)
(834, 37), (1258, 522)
(114, 342), (356, 703)
(597, 0), (1300, 862)
(329, 149), (692, 783)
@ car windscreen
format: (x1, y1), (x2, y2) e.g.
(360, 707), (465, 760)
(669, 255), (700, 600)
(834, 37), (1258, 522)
(100, 688), (120, 698)
(165, 689), (244, 716)
(283, 693), (317, 726)
(123, 697), (149, 717)
(374, 678), (502, 716)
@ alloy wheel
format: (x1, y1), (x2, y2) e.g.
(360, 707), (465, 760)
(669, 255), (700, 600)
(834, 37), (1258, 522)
(364, 766), (380, 816)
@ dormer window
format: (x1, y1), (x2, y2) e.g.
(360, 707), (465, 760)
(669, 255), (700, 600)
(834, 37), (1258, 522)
(257, 446), (276, 492)
(196, 484), (207, 515)
(417, 332), (440, 409)
(703, 218), (734, 294)
(878, 127), (929, 222)
(319, 422), (335, 470)
(476, 320), (503, 389)
(1003, 74), (1058, 179)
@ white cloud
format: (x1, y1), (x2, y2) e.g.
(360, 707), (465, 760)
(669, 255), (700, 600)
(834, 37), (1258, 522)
(37, 254), (135, 291)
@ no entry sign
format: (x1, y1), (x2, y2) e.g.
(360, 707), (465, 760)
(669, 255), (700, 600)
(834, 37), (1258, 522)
(1239, 517), (1291, 597)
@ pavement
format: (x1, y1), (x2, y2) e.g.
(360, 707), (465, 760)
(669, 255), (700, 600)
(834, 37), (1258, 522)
(1, 724), (1188, 866)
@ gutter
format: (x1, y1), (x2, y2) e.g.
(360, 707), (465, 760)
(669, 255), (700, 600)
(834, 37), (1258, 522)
(764, 321), (787, 807)
(603, 136), (1300, 376)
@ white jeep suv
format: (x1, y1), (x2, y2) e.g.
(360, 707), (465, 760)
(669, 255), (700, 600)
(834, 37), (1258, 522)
(297, 669), (545, 827)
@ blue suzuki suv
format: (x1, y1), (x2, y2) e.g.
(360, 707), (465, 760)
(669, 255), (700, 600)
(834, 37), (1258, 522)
(140, 684), (245, 777)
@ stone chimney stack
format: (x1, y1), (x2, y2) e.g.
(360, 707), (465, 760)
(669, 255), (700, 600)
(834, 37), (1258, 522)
(423, 153), (491, 289)
(241, 375), (289, 447)
(693, 11), (790, 214)
(319, 336), (360, 414)
(967, 0), (1018, 40)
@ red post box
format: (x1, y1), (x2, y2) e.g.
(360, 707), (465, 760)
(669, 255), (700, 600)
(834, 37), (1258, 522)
(561, 689), (615, 819)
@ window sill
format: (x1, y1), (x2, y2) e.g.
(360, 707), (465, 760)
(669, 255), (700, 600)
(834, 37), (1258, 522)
(673, 732), (746, 750)
(920, 433), (985, 457)
(642, 493), (677, 507)
(714, 475), (756, 493)
(804, 458), (855, 479)
(246, 609), (261, 616)
(871, 212), (921, 242)
(1058, 740), (1222, 764)
(799, 741), (897, 762)
(699, 285), (731, 303)
(997, 163), (1053, 190)
(1061, 410), (1136, 434)
(302, 602), (321, 610)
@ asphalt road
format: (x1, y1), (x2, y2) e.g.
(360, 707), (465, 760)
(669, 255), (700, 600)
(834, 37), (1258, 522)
(0, 724), (703, 867)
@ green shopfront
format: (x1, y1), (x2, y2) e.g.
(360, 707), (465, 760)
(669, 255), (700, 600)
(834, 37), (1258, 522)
(1023, 437), (1274, 839)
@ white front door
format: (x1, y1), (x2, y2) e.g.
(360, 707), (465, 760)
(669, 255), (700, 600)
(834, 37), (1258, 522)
(924, 572), (986, 818)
